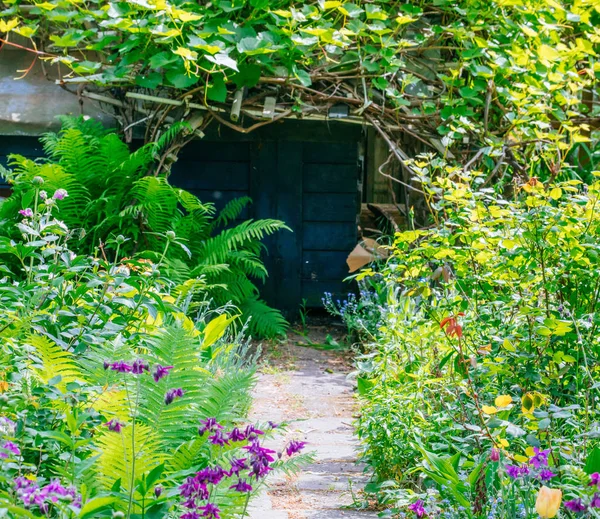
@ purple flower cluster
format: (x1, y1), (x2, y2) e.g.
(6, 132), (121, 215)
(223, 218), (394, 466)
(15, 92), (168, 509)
(103, 358), (181, 408)
(0, 440), (20, 458)
(18, 208), (33, 218)
(178, 418), (305, 518)
(199, 420), (266, 446)
(505, 446), (556, 482)
(561, 472), (600, 514)
(15, 477), (81, 513)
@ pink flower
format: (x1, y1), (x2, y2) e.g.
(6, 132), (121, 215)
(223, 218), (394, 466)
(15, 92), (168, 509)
(18, 208), (33, 218)
(53, 189), (68, 200)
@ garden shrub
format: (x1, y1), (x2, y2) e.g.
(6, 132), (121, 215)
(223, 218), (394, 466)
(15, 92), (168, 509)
(0, 117), (289, 338)
(0, 186), (307, 518)
(348, 165), (600, 517)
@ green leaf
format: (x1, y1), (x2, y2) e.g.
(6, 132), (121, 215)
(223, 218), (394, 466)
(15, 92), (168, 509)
(165, 69), (199, 89)
(206, 74), (227, 102)
(232, 63), (261, 87)
(136, 72), (163, 89)
(78, 496), (120, 518)
(585, 447), (600, 474)
(202, 313), (238, 347)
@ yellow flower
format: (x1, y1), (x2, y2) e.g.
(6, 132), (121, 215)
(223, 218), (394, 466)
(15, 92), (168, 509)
(536, 486), (562, 518)
(481, 405), (498, 414)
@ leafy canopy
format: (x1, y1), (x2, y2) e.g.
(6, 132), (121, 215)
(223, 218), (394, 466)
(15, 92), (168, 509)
(1, 0), (598, 176)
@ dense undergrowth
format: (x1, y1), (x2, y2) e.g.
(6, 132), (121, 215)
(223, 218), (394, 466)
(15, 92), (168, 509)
(333, 170), (600, 518)
(0, 184), (308, 518)
(0, 117), (288, 338)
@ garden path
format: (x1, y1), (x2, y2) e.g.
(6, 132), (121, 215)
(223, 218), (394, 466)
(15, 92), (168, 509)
(248, 327), (378, 519)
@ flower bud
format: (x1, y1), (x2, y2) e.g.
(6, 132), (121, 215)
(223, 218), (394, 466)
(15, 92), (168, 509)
(154, 485), (162, 498)
(39, 190), (48, 201)
(116, 235), (126, 245)
(166, 230), (176, 242)
(32, 176), (44, 186)
(490, 448), (500, 462)
(112, 512), (125, 519)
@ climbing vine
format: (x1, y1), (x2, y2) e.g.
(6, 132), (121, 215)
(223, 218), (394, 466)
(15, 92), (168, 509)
(0, 0), (598, 191)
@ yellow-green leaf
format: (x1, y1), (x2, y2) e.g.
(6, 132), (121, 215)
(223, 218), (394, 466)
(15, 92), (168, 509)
(0, 18), (19, 32)
(203, 314), (238, 348)
(173, 47), (198, 61)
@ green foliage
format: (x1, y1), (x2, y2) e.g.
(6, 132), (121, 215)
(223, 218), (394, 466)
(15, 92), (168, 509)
(345, 168), (600, 516)
(0, 117), (289, 337)
(0, 194), (305, 518)
(2, 0), (598, 182)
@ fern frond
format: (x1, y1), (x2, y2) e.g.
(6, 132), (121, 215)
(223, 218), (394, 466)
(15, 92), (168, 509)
(211, 197), (252, 230)
(239, 296), (288, 338)
(25, 334), (81, 385)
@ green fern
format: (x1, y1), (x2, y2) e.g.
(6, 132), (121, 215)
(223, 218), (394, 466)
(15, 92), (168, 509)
(0, 117), (290, 337)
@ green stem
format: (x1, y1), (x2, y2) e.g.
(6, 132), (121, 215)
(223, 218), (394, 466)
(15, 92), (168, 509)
(127, 376), (142, 519)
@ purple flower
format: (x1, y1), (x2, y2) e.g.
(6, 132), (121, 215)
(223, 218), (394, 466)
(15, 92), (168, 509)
(181, 513), (200, 519)
(154, 485), (162, 498)
(590, 472), (600, 488)
(408, 499), (426, 518)
(199, 503), (220, 519)
(230, 479), (253, 493)
(103, 360), (110, 370)
(228, 458), (247, 477)
(39, 190), (48, 201)
(564, 498), (587, 513)
(208, 430), (229, 446)
(506, 464), (529, 479)
(244, 425), (264, 439)
(153, 365), (173, 382)
(110, 360), (133, 373)
(529, 447), (550, 469)
(105, 419), (123, 433)
(490, 448), (500, 462)
(268, 421), (278, 429)
(539, 469), (556, 481)
(228, 427), (246, 442)
(0, 440), (20, 458)
(131, 358), (149, 375)
(165, 388), (184, 405)
(18, 208), (33, 218)
(53, 189), (68, 200)
(199, 418), (222, 435)
(285, 440), (306, 457)
(591, 493), (600, 509)
(179, 476), (209, 501)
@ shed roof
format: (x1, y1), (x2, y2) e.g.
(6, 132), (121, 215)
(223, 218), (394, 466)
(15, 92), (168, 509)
(0, 49), (113, 136)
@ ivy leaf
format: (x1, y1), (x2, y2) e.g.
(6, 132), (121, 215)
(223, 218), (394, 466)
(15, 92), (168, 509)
(232, 63), (261, 87)
(206, 74), (227, 102)
(165, 69), (199, 89)
(237, 35), (276, 55)
(149, 51), (178, 69)
(205, 52), (239, 71)
(136, 72), (163, 88)
(295, 69), (312, 87)
(365, 4), (387, 20)
(338, 3), (363, 17)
